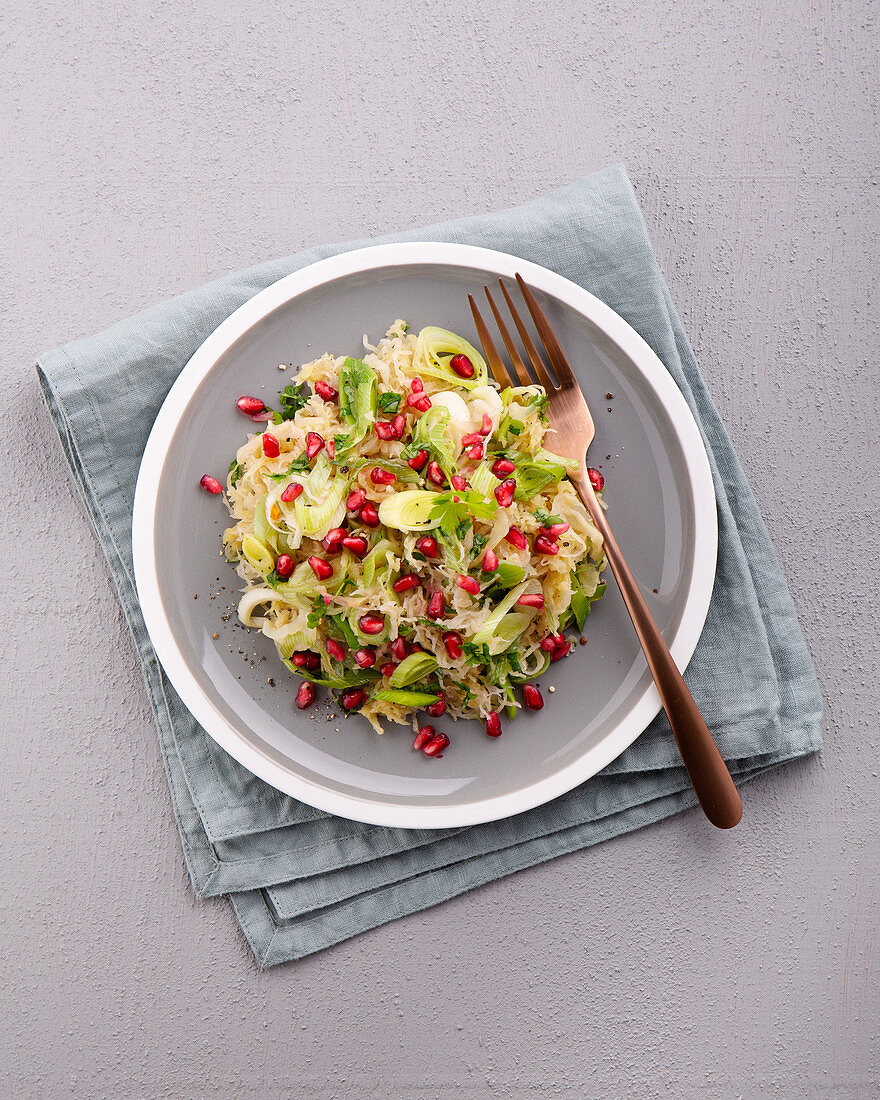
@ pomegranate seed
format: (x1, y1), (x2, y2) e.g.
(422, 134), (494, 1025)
(392, 414), (406, 438)
(423, 732), (450, 757)
(408, 449), (429, 471)
(491, 457), (516, 476)
(295, 682), (315, 710)
(325, 638), (347, 661)
(322, 527), (347, 552)
(485, 712), (502, 737)
(354, 648), (376, 668)
(523, 684), (544, 711)
(375, 421), (395, 441)
(456, 574), (480, 595)
(534, 535), (559, 556)
(551, 640), (572, 662)
(199, 474), (223, 494)
(341, 535), (368, 558)
(588, 467), (605, 492)
(236, 395), (265, 416)
(466, 442), (484, 460)
(450, 353), (475, 379)
(340, 688), (365, 710)
(546, 522), (570, 538)
(504, 526), (528, 551)
(346, 488), (366, 512)
(442, 632), (463, 659)
(262, 433), (280, 458)
(390, 636), (409, 661)
(549, 632), (566, 648)
(479, 413), (493, 436)
(539, 635), (558, 652)
(451, 475), (469, 491)
(426, 461), (446, 486)
(380, 662), (398, 677)
(281, 482), (303, 503)
(426, 693), (447, 717)
(415, 535), (439, 558)
(494, 479), (516, 507)
(315, 379), (338, 401)
(415, 395), (432, 412)
(517, 593), (545, 609)
(413, 725), (435, 751)
(358, 613), (386, 635)
(326, 439), (335, 459)
(410, 377), (424, 394)
(481, 549), (499, 572)
(291, 651), (320, 670)
(427, 591), (445, 619)
(370, 466), (397, 485)
(308, 556), (333, 580)
(359, 502), (380, 527)
(393, 574), (420, 594)
(461, 432), (482, 446)
(305, 432), (324, 459)
(275, 553), (294, 578)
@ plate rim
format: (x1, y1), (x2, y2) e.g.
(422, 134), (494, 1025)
(132, 242), (718, 828)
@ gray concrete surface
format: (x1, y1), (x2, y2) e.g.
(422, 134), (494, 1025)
(2, 1), (877, 1096)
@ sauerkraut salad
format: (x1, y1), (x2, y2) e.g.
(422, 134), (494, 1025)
(208, 320), (607, 752)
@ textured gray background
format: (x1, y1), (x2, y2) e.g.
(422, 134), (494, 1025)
(2, 1), (877, 1097)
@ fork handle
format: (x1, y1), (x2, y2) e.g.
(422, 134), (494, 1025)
(572, 470), (743, 829)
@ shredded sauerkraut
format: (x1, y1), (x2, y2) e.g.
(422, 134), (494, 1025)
(219, 320), (607, 739)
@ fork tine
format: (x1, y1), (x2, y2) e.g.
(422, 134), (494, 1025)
(514, 273), (576, 387)
(468, 294), (514, 389)
(499, 280), (558, 393)
(483, 284), (532, 387)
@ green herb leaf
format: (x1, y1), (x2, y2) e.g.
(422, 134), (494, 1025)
(228, 459), (245, 486)
(378, 391), (402, 414)
(279, 383), (309, 419)
(470, 532), (489, 558)
(535, 509), (563, 525)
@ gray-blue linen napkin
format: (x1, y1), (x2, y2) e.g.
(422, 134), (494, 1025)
(37, 165), (822, 966)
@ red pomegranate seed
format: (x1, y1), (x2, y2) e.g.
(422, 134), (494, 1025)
(358, 613), (386, 635)
(517, 593), (545, 609)
(442, 631), (463, 659)
(275, 553), (294, 578)
(479, 413), (493, 436)
(413, 725), (435, 751)
(415, 395), (432, 412)
(451, 474), (469, 491)
(393, 574), (420, 594)
(494, 479), (516, 507)
(392, 414), (406, 438)
(461, 432), (482, 446)
(305, 432), (324, 459)
(588, 467), (605, 492)
(481, 549), (499, 572)
(449, 353), (475, 379)
(380, 662), (398, 677)
(341, 535), (368, 558)
(354, 648), (376, 668)
(262, 432), (280, 458)
(551, 640), (572, 662)
(485, 712), (502, 737)
(236, 395), (265, 416)
(308, 556), (333, 580)
(291, 651), (320, 670)
(281, 482), (303, 503)
(390, 636), (409, 661)
(456, 574), (480, 595)
(491, 457), (516, 476)
(408, 449), (429, 471)
(504, 526), (528, 551)
(315, 380), (338, 401)
(427, 591), (445, 619)
(359, 502), (380, 527)
(410, 377), (424, 394)
(426, 693), (447, 717)
(375, 421), (395, 441)
(426, 461), (446, 486)
(340, 688), (365, 710)
(326, 439), (335, 459)
(546, 522), (570, 538)
(539, 635), (558, 652)
(325, 638), (347, 662)
(415, 535), (439, 558)
(466, 442), (484, 460)
(523, 684), (544, 711)
(423, 732), (450, 757)
(322, 527), (347, 552)
(199, 474), (223, 494)
(548, 632), (566, 649)
(370, 466), (397, 485)
(346, 488), (366, 512)
(295, 682), (315, 710)
(534, 535), (559, 556)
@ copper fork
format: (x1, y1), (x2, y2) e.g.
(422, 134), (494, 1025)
(469, 275), (742, 830)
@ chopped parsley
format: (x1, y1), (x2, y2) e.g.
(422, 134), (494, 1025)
(228, 458), (245, 487)
(279, 383), (310, 419)
(378, 391), (402, 415)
